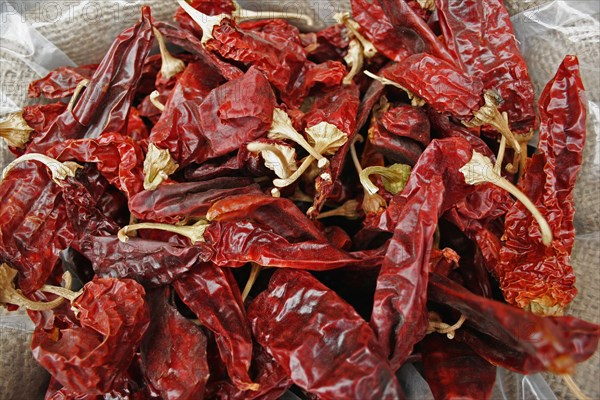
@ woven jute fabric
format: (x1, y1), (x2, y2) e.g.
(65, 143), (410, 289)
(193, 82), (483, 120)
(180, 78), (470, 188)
(0, 0), (598, 398)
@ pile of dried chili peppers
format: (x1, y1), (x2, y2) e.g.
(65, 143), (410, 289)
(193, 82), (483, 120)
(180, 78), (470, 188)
(0, 0), (598, 399)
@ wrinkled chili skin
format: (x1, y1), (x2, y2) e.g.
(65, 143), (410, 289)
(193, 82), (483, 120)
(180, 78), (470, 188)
(375, 0), (456, 65)
(27, 7), (154, 154)
(436, 0), (536, 132)
(0, 162), (74, 294)
(421, 334), (496, 400)
(31, 278), (150, 396)
(497, 55), (585, 312)
(28, 64), (98, 99)
(428, 273), (600, 374)
(381, 54), (484, 119)
(249, 269), (402, 400)
(141, 289), (209, 400)
(173, 263), (256, 391)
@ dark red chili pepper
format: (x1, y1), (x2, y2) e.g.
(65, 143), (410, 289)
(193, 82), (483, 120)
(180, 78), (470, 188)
(28, 64), (97, 99)
(436, 0), (536, 132)
(380, 54), (484, 120)
(30, 278), (150, 396)
(150, 66), (275, 167)
(130, 177), (261, 224)
(302, 24), (349, 63)
(421, 334), (496, 400)
(428, 273), (600, 375)
(497, 56), (586, 315)
(27, 7), (154, 153)
(374, 0), (456, 65)
(0, 162), (74, 294)
(249, 269), (402, 399)
(173, 263), (257, 391)
(141, 288), (209, 400)
(351, 0), (411, 62)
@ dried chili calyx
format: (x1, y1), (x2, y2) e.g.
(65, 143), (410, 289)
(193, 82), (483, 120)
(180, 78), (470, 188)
(152, 27), (185, 79)
(363, 70), (425, 107)
(343, 39), (364, 85)
(118, 219), (209, 244)
(273, 122), (347, 188)
(335, 13), (377, 58)
(2, 153), (82, 185)
(268, 108), (326, 168)
(0, 112), (33, 149)
(350, 135), (386, 215)
(459, 150), (552, 246)
(143, 143), (179, 190)
(176, 0), (229, 44)
(246, 141), (297, 180)
(0, 263), (78, 311)
(360, 163), (411, 196)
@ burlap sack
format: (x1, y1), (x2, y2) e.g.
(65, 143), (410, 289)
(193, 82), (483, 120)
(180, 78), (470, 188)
(0, 0), (598, 398)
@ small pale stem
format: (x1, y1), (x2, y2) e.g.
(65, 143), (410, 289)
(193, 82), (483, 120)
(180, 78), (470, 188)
(335, 13), (377, 58)
(232, 1), (314, 26)
(363, 71), (425, 107)
(270, 188), (281, 197)
(176, 0), (228, 44)
(2, 153), (82, 185)
(241, 263), (263, 302)
(149, 90), (165, 112)
(464, 91), (521, 155)
(315, 199), (360, 220)
(153, 27), (185, 80)
(460, 151), (553, 246)
(0, 112), (33, 149)
(40, 272), (80, 303)
(268, 109), (326, 166)
(416, 0), (436, 11)
(246, 142), (295, 179)
(349, 134), (364, 175)
(273, 155), (315, 188)
(343, 39), (364, 85)
(67, 79), (89, 112)
(427, 313), (467, 340)
(289, 189), (313, 203)
(560, 374), (590, 400)
(118, 220), (209, 244)
(494, 134), (507, 175)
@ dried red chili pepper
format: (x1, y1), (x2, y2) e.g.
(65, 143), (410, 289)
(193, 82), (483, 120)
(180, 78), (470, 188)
(173, 263), (258, 391)
(141, 288), (209, 400)
(436, 0), (536, 132)
(428, 273), (600, 375)
(28, 64), (98, 99)
(130, 177), (261, 224)
(497, 56), (586, 315)
(0, 161), (74, 294)
(249, 269), (402, 399)
(30, 277), (150, 396)
(374, 0), (456, 65)
(421, 334), (496, 400)
(27, 7), (154, 154)
(150, 66), (275, 168)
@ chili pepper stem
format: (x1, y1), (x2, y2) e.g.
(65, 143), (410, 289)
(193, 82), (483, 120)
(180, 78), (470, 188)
(149, 90), (165, 111)
(241, 263), (263, 302)
(363, 71), (425, 107)
(494, 134), (507, 175)
(427, 312), (466, 339)
(0, 112), (33, 149)
(1, 264), (78, 311)
(316, 199), (360, 220)
(2, 153), (82, 185)
(231, 1), (314, 26)
(67, 79), (89, 112)
(246, 142), (297, 179)
(343, 39), (364, 85)
(465, 91), (521, 156)
(335, 13), (377, 58)
(152, 27), (185, 80)
(416, 0), (436, 11)
(268, 109), (327, 167)
(143, 143), (179, 190)
(460, 151), (553, 246)
(118, 220), (209, 244)
(351, 135), (387, 214)
(176, 0), (228, 45)
(273, 155), (315, 188)
(360, 164), (411, 196)
(560, 374), (590, 400)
